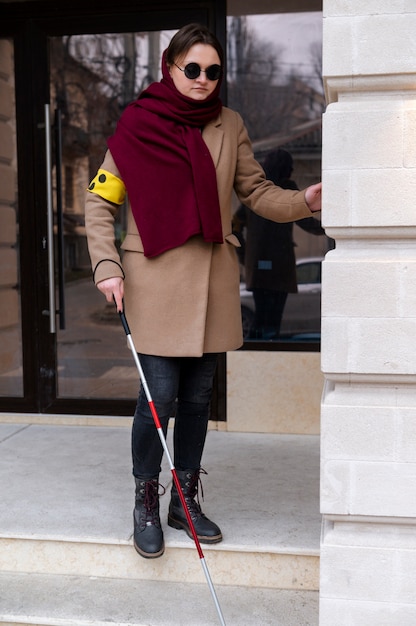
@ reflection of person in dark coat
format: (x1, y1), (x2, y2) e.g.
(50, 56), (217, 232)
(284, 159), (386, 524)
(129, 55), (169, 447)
(234, 148), (325, 339)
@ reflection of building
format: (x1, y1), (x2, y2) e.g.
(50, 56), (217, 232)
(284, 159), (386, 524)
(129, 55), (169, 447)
(49, 37), (122, 274)
(0, 39), (21, 388)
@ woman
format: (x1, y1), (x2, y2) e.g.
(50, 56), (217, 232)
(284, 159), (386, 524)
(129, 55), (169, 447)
(85, 23), (322, 559)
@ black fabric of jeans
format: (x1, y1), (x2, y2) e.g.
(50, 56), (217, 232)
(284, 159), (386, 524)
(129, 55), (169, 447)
(131, 353), (219, 478)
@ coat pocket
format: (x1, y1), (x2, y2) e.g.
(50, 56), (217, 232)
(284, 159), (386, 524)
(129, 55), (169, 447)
(225, 233), (241, 248)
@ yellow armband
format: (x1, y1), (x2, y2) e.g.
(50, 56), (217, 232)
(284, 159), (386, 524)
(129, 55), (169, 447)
(87, 169), (126, 205)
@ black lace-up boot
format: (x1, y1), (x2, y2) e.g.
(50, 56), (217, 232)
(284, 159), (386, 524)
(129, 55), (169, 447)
(168, 469), (222, 544)
(133, 476), (164, 558)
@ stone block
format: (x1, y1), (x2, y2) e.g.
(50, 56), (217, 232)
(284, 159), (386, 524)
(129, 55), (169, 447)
(323, 101), (404, 170)
(351, 318), (416, 375)
(0, 205), (17, 244)
(320, 598), (416, 626)
(321, 317), (416, 376)
(226, 351), (322, 434)
(321, 169), (352, 228)
(320, 459), (351, 514)
(404, 105), (416, 167)
(322, 257), (400, 318)
(0, 122), (13, 163)
(0, 164), (16, 206)
(322, 16), (353, 76)
(354, 14), (416, 76)
(321, 545), (396, 602)
(322, 165), (416, 229)
(321, 382), (416, 463)
(321, 404), (397, 462)
(323, 250), (416, 317)
(323, 10), (416, 78)
(0, 324), (21, 374)
(0, 248), (18, 286)
(321, 519), (416, 603)
(398, 412), (416, 462)
(320, 317), (349, 374)
(353, 462), (416, 517)
(353, 168), (416, 226)
(322, 98), (416, 228)
(0, 287), (18, 328)
(322, 457), (416, 517)
(323, 1), (414, 17)
(0, 81), (13, 120)
(0, 40), (13, 78)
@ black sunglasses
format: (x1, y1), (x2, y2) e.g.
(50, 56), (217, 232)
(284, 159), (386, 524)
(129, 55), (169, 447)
(174, 62), (222, 81)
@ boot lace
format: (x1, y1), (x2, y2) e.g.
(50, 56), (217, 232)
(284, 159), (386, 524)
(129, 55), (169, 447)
(184, 468), (208, 517)
(139, 480), (166, 528)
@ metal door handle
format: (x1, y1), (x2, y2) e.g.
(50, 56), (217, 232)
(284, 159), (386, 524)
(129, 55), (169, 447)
(44, 103), (56, 333)
(54, 108), (66, 330)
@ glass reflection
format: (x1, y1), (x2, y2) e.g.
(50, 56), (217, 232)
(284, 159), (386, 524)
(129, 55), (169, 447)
(0, 39), (23, 396)
(49, 31), (175, 398)
(233, 147), (325, 341)
(227, 12), (330, 343)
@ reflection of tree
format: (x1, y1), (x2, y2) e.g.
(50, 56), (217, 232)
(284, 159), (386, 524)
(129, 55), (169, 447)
(48, 32), (167, 272)
(308, 40), (324, 95)
(227, 16), (323, 143)
(50, 32), (163, 175)
(50, 37), (120, 176)
(65, 33), (139, 105)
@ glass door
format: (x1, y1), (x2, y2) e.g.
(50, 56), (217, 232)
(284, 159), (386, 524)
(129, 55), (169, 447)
(0, 4), (226, 417)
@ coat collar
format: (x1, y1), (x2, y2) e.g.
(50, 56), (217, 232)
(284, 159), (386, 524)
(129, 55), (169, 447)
(202, 110), (224, 168)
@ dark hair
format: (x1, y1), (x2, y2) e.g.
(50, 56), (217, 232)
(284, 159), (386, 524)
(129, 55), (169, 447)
(166, 23), (224, 68)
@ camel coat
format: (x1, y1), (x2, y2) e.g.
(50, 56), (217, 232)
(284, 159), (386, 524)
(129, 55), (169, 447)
(85, 106), (314, 357)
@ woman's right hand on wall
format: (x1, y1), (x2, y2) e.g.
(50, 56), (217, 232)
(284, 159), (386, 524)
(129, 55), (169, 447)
(304, 182), (322, 213)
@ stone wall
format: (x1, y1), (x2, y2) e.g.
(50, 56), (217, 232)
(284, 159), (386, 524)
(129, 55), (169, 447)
(320, 2), (416, 623)
(227, 351), (322, 434)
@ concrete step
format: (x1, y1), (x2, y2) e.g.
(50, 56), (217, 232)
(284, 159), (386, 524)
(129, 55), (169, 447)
(0, 422), (321, 624)
(0, 571), (319, 626)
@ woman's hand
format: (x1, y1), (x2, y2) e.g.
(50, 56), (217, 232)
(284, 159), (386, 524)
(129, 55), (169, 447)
(96, 276), (124, 312)
(305, 182), (322, 213)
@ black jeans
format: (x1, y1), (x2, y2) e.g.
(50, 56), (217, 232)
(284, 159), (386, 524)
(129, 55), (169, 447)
(131, 353), (219, 478)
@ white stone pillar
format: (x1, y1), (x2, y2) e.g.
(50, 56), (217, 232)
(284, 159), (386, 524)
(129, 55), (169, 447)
(320, 2), (416, 623)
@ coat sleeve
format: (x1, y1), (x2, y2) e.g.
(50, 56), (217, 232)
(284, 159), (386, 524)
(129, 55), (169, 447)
(84, 150), (125, 285)
(232, 111), (314, 223)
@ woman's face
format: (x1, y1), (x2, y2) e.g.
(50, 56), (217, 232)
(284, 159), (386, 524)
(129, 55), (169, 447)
(169, 43), (221, 101)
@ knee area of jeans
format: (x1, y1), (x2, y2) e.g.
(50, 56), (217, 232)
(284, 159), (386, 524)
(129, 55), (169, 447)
(133, 411), (171, 429)
(135, 395), (175, 418)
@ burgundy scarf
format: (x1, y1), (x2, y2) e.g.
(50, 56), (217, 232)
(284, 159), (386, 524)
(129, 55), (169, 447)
(107, 51), (224, 258)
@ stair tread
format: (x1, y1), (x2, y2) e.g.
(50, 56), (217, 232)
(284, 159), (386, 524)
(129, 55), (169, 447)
(0, 424), (320, 593)
(0, 426), (320, 555)
(0, 571), (319, 626)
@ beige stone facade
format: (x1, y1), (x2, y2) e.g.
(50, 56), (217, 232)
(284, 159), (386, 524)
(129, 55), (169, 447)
(320, 1), (416, 622)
